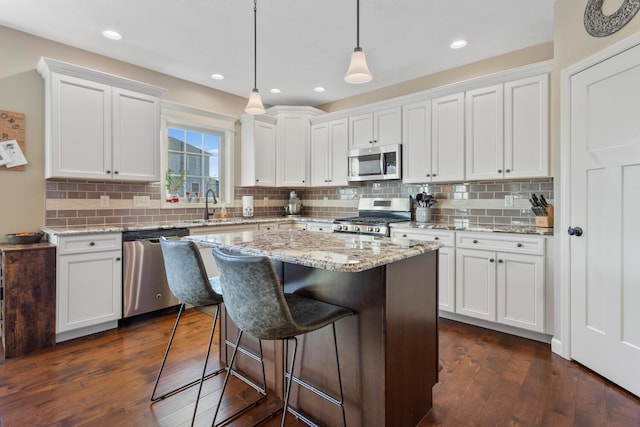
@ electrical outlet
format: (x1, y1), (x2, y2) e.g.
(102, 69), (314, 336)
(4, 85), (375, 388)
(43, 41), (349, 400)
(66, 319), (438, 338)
(263, 196), (269, 205)
(133, 196), (150, 207)
(323, 197), (328, 206)
(504, 194), (514, 207)
(100, 195), (110, 207)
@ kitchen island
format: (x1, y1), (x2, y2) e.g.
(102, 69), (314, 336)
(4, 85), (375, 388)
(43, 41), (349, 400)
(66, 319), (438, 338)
(187, 229), (442, 427)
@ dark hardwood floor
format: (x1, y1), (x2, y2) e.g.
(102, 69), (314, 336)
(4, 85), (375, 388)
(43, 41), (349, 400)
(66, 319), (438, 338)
(1, 309), (638, 427)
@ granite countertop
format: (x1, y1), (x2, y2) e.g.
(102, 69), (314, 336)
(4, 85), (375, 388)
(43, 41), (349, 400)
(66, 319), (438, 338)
(391, 221), (554, 236)
(186, 229), (442, 273)
(41, 216), (331, 236)
(41, 216), (553, 237)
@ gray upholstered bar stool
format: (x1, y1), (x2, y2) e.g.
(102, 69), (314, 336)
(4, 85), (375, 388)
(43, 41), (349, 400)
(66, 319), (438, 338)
(212, 248), (354, 427)
(153, 238), (266, 427)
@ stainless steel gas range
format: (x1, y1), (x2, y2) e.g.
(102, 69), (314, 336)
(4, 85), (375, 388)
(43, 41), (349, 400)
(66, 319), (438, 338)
(332, 197), (411, 237)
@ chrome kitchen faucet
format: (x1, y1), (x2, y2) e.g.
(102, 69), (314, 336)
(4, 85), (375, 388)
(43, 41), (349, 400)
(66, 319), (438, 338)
(204, 189), (218, 220)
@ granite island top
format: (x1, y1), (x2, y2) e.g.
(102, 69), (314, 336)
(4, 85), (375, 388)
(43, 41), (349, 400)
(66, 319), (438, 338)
(186, 229), (443, 273)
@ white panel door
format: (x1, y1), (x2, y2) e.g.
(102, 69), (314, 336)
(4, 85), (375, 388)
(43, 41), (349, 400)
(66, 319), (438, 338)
(570, 43), (640, 397)
(438, 247), (456, 313)
(402, 100), (432, 183)
(50, 73), (111, 179)
(373, 106), (402, 145)
(277, 114), (309, 186)
(504, 74), (549, 178)
(328, 118), (349, 186)
(58, 251), (122, 333)
(432, 93), (465, 182)
(465, 85), (504, 181)
(253, 120), (277, 186)
(310, 122), (329, 186)
(496, 252), (545, 332)
(112, 88), (160, 181)
(455, 248), (496, 321)
(348, 113), (373, 149)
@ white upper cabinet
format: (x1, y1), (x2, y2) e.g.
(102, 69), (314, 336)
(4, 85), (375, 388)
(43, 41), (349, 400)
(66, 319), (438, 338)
(310, 118), (348, 187)
(241, 106), (322, 187)
(465, 74), (549, 181)
(240, 114), (277, 187)
(432, 93), (465, 182)
(402, 100), (432, 182)
(38, 57), (165, 182)
(504, 74), (549, 178)
(403, 93), (464, 184)
(465, 84), (505, 181)
(276, 112), (311, 187)
(349, 106), (401, 149)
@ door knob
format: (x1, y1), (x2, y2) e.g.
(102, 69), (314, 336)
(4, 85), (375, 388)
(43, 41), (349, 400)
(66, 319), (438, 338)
(567, 226), (583, 237)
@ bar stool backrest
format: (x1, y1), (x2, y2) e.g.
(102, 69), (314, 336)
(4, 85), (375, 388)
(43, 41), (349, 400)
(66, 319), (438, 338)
(212, 248), (300, 340)
(159, 238), (223, 307)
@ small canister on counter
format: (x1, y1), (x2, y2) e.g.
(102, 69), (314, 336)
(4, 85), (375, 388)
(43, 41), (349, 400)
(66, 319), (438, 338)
(415, 207), (431, 223)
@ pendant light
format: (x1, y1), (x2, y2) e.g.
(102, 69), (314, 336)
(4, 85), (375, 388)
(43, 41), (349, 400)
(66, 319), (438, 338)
(245, 0), (266, 114)
(344, 0), (372, 84)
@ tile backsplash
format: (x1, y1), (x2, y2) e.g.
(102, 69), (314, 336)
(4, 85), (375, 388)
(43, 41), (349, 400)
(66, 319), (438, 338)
(45, 178), (554, 228)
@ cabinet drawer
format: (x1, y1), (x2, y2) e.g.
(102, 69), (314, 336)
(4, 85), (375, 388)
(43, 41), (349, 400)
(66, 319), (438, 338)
(56, 233), (122, 255)
(390, 228), (455, 246)
(456, 232), (544, 256)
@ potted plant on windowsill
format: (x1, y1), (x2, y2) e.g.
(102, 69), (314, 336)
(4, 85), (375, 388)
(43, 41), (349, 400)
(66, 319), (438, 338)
(165, 168), (186, 203)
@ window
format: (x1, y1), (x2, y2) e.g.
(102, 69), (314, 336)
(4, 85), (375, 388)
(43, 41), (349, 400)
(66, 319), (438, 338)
(161, 102), (236, 207)
(167, 127), (221, 198)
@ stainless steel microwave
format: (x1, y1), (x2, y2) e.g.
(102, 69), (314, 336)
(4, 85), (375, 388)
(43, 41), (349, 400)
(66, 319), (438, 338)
(347, 143), (401, 182)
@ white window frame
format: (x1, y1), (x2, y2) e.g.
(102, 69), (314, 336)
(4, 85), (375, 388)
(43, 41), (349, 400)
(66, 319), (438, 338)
(160, 101), (237, 208)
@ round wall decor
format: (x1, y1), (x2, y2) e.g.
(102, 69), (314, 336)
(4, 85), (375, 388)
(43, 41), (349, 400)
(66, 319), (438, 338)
(584, 0), (640, 37)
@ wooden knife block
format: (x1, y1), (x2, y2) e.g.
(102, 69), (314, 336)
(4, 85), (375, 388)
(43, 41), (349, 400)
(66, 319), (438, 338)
(534, 204), (554, 228)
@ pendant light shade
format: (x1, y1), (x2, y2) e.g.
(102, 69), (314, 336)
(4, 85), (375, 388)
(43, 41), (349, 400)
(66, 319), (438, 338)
(344, 0), (372, 84)
(245, 0), (265, 115)
(245, 88), (265, 115)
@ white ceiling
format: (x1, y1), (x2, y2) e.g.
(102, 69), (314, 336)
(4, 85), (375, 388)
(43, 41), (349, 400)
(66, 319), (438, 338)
(0, 0), (554, 107)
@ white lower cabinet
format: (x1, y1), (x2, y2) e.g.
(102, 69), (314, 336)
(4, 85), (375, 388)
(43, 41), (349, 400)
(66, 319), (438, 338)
(455, 232), (545, 333)
(390, 228), (455, 313)
(51, 232), (123, 341)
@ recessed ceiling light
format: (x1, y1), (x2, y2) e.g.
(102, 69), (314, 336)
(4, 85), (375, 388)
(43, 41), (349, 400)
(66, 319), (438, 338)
(211, 74), (224, 80)
(314, 87), (326, 93)
(270, 88), (281, 94)
(450, 39), (468, 49)
(102, 30), (122, 40)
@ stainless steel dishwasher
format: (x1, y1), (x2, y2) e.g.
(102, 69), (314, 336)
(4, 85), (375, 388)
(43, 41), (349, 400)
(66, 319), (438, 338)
(122, 228), (189, 318)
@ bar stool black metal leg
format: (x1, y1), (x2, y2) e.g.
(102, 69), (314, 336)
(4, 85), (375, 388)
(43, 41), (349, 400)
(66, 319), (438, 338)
(282, 337), (298, 427)
(191, 305), (220, 426)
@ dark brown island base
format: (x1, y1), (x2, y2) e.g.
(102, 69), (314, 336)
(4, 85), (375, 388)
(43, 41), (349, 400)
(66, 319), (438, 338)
(187, 229), (442, 427)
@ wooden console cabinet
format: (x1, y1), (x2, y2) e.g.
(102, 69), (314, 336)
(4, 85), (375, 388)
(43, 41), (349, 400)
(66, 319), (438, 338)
(0, 243), (56, 358)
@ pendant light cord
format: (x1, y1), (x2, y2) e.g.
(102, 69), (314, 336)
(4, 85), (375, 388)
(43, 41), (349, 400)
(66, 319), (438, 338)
(356, 0), (360, 48)
(253, 0), (258, 90)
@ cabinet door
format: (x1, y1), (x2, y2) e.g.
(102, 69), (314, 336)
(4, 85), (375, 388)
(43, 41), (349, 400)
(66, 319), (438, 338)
(373, 106), (402, 145)
(349, 113), (373, 149)
(438, 246), (456, 313)
(57, 251), (122, 333)
(455, 248), (496, 321)
(241, 115), (275, 186)
(310, 122), (330, 186)
(432, 93), (465, 182)
(278, 114), (310, 186)
(48, 73), (112, 179)
(402, 100), (432, 183)
(504, 74), (549, 178)
(112, 88), (160, 181)
(465, 85), (504, 181)
(496, 252), (545, 332)
(328, 118), (349, 186)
